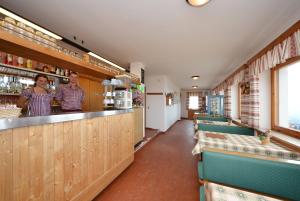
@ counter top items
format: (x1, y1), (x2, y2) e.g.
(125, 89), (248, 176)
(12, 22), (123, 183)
(0, 109), (133, 131)
(192, 131), (300, 161)
(0, 104), (21, 118)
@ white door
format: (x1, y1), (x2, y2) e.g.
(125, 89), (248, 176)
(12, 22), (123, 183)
(146, 94), (164, 131)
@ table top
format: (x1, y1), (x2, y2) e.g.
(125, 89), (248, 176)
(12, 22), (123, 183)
(192, 131), (300, 161)
(194, 120), (238, 130)
(205, 182), (281, 201)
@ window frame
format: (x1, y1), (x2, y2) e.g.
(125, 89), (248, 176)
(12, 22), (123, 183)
(271, 56), (300, 139)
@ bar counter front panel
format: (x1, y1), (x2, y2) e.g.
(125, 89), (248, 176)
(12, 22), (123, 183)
(0, 110), (135, 201)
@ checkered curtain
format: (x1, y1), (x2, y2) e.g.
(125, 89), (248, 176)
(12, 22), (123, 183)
(248, 28), (300, 75)
(224, 86), (232, 118)
(240, 68), (260, 128)
(186, 92), (202, 109)
(247, 75), (260, 128)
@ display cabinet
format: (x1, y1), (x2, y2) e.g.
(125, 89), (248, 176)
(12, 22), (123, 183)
(207, 95), (224, 116)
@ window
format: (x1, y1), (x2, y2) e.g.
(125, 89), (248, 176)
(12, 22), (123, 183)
(189, 96), (199, 109)
(272, 60), (300, 138)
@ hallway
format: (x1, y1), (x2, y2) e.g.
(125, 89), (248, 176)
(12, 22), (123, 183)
(94, 120), (199, 201)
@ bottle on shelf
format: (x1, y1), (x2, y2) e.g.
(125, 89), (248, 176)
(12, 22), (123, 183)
(26, 59), (32, 69)
(7, 54), (13, 65)
(17, 56), (24, 67)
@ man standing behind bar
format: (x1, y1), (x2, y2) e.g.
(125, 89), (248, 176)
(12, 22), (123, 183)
(56, 72), (84, 112)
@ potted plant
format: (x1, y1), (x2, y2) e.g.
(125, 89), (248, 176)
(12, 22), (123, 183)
(258, 130), (271, 145)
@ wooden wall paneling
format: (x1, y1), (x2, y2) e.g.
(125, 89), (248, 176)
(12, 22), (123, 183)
(0, 129), (13, 201)
(63, 121), (73, 200)
(28, 125), (44, 201)
(87, 118), (96, 184)
(79, 77), (90, 112)
(104, 116), (110, 173)
(89, 80), (104, 111)
(79, 119), (88, 189)
(42, 124), (55, 201)
(133, 108), (144, 145)
(71, 120), (82, 198)
(115, 115), (122, 166)
(126, 113), (134, 158)
(13, 127), (29, 201)
(0, 112), (135, 201)
(97, 117), (105, 178)
(53, 123), (65, 201)
(92, 117), (101, 181)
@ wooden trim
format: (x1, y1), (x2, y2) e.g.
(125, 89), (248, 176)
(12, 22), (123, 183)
(272, 126), (300, 139)
(272, 56), (300, 71)
(248, 20), (300, 64)
(271, 136), (300, 152)
(146, 92), (163, 95)
(271, 63), (300, 139)
(271, 68), (277, 129)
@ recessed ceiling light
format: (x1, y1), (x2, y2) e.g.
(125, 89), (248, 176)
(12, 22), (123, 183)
(191, 75), (200, 80)
(187, 0), (211, 7)
(192, 86), (198, 89)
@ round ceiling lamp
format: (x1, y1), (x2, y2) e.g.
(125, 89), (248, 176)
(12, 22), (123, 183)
(187, 0), (211, 7)
(191, 75), (200, 80)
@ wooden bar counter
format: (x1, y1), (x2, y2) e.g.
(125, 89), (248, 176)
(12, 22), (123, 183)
(0, 110), (134, 201)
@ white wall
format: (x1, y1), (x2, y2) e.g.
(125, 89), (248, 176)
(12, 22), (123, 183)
(130, 62), (145, 81)
(259, 70), (271, 129)
(145, 75), (181, 132)
(231, 84), (239, 119)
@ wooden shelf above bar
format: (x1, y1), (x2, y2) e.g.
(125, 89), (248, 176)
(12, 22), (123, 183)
(0, 29), (117, 79)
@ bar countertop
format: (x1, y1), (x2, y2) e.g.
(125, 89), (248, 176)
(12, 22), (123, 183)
(0, 109), (133, 131)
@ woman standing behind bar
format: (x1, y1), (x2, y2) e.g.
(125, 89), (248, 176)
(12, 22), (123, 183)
(17, 74), (54, 116)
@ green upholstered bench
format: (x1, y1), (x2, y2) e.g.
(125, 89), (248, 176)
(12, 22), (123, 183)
(197, 123), (255, 136)
(197, 116), (228, 122)
(198, 151), (300, 201)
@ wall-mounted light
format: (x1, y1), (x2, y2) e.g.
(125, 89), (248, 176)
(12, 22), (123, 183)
(0, 7), (62, 40)
(88, 52), (125, 71)
(191, 75), (200, 80)
(186, 0), (211, 7)
(192, 86), (198, 89)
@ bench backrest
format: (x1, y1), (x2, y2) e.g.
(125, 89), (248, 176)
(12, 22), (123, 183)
(198, 151), (300, 201)
(197, 123), (254, 136)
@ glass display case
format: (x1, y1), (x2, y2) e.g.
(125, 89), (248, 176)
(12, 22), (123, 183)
(207, 95), (224, 116)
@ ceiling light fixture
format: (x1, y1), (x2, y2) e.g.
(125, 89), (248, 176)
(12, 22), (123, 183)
(191, 75), (200, 80)
(88, 52), (125, 71)
(187, 0), (211, 7)
(0, 7), (62, 40)
(192, 86), (198, 89)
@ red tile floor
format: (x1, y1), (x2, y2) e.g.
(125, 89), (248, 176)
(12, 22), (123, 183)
(93, 120), (199, 201)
